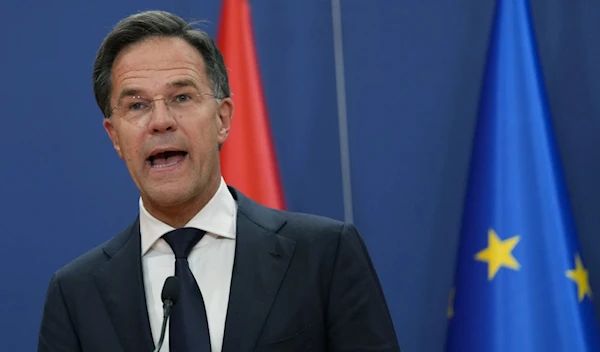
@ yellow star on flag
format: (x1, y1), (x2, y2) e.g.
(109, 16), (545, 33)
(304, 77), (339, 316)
(475, 228), (521, 280)
(566, 253), (592, 302)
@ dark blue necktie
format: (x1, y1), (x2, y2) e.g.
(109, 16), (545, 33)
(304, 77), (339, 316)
(162, 228), (211, 352)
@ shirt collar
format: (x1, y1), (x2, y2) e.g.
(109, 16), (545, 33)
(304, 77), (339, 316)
(139, 177), (237, 255)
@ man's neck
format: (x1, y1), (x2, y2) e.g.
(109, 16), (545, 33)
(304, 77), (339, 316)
(142, 177), (221, 228)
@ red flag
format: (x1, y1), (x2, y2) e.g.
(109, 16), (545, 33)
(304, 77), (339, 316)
(216, 0), (286, 210)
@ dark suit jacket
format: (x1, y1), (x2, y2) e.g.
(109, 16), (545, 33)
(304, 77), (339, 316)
(38, 187), (400, 352)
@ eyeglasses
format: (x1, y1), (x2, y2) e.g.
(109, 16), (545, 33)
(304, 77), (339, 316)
(110, 92), (221, 125)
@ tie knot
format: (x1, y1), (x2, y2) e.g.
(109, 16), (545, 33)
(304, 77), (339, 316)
(162, 228), (206, 259)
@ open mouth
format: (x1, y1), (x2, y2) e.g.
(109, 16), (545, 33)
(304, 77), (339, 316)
(147, 151), (188, 168)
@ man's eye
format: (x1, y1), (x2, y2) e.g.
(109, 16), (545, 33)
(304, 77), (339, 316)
(129, 102), (147, 111)
(174, 94), (191, 103)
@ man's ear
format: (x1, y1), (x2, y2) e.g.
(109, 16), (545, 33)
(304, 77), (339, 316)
(103, 118), (123, 159)
(217, 97), (234, 145)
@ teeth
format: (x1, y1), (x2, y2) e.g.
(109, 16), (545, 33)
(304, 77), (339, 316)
(152, 159), (179, 168)
(149, 152), (186, 169)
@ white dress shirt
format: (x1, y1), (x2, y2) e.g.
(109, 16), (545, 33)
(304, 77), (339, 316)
(140, 177), (237, 352)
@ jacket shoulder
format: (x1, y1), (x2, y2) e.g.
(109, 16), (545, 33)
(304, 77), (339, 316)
(272, 208), (358, 246)
(52, 241), (107, 281)
(51, 220), (136, 282)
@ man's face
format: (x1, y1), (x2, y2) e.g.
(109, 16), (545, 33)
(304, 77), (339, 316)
(103, 36), (233, 212)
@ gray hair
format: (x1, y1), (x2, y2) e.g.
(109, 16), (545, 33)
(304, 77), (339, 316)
(92, 10), (230, 118)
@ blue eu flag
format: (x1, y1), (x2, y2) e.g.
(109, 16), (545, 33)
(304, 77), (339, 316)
(445, 1), (600, 351)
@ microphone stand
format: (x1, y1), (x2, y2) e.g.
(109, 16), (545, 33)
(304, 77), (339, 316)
(153, 298), (175, 352)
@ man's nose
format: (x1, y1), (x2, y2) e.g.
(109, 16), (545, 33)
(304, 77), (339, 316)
(147, 99), (177, 133)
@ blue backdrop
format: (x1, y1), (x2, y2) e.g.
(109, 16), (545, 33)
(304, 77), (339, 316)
(1, 1), (599, 351)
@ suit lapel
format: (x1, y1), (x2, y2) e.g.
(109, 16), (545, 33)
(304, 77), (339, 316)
(93, 218), (155, 352)
(222, 189), (294, 352)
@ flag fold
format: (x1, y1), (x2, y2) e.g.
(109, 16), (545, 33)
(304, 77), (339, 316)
(217, 0), (286, 210)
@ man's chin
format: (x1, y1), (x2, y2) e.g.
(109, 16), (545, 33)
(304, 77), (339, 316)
(140, 186), (194, 209)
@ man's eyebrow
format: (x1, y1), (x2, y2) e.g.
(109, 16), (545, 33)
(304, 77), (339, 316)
(116, 88), (142, 102)
(167, 79), (199, 89)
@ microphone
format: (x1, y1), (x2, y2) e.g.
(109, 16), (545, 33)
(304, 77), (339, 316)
(153, 276), (180, 352)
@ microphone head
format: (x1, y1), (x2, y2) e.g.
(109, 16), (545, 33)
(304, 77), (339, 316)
(161, 276), (180, 305)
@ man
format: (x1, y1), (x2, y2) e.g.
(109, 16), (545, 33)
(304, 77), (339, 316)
(38, 10), (400, 352)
